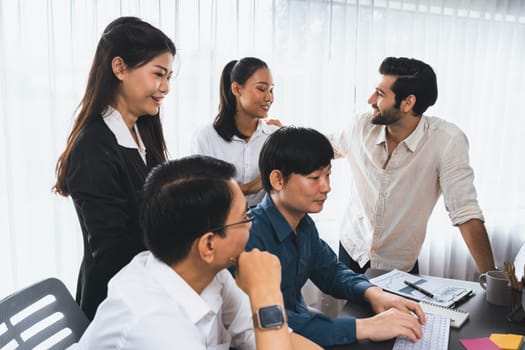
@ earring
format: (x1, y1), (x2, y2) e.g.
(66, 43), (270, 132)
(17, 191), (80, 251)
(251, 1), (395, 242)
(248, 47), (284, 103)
(229, 257), (238, 265)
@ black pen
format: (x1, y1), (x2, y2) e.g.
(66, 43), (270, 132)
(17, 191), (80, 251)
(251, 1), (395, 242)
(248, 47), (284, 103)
(404, 280), (434, 299)
(451, 290), (474, 308)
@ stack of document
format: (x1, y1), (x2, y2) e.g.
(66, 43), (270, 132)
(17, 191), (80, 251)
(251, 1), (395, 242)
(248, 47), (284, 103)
(370, 269), (474, 308)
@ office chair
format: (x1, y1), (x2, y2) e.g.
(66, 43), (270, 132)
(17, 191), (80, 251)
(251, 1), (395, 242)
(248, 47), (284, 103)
(0, 277), (89, 350)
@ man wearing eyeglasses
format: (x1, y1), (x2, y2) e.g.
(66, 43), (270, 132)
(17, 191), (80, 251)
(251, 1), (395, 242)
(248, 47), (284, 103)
(245, 127), (425, 348)
(74, 155), (321, 350)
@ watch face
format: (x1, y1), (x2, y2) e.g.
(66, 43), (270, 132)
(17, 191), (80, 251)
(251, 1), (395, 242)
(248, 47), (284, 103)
(259, 305), (285, 328)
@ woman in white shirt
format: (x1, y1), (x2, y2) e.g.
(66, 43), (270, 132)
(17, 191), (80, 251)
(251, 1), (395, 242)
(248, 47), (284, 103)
(193, 57), (280, 207)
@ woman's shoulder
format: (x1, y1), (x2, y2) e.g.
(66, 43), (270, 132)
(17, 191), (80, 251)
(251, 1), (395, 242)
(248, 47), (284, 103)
(78, 115), (109, 135)
(192, 123), (228, 154)
(72, 116), (117, 154)
(194, 123), (219, 139)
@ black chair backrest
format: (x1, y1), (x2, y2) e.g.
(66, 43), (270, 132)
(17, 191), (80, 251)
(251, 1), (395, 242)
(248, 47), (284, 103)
(0, 278), (89, 350)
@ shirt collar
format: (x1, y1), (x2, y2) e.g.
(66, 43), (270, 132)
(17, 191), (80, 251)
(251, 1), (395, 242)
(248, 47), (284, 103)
(102, 107), (146, 151)
(374, 116), (427, 152)
(259, 195), (296, 242)
(144, 252), (218, 325)
(232, 120), (275, 141)
(375, 125), (387, 145)
(403, 116), (426, 152)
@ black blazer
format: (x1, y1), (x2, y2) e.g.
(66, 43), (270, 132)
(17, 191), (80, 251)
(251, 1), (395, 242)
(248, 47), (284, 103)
(66, 115), (151, 320)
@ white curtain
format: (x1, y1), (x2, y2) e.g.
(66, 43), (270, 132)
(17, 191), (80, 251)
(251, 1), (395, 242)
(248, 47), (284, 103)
(1, 0), (525, 301)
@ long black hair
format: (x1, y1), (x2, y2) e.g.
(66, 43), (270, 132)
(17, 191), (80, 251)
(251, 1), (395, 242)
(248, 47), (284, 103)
(54, 17), (175, 196)
(214, 57), (268, 141)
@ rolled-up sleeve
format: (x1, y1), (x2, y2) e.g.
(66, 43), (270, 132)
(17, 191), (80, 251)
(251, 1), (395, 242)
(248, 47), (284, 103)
(439, 129), (484, 226)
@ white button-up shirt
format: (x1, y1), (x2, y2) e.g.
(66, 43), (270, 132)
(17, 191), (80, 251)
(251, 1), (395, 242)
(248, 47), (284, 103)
(74, 252), (255, 350)
(103, 107), (147, 164)
(192, 121), (278, 207)
(330, 112), (484, 271)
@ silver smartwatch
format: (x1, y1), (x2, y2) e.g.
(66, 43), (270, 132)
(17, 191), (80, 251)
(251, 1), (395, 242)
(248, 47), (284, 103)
(253, 304), (287, 329)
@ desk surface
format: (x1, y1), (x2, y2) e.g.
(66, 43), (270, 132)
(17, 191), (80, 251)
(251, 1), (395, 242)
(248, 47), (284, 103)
(331, 272), (524, 350)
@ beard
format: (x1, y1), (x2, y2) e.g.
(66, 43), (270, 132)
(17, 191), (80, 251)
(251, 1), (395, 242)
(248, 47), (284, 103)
(371, 105), (402, 125)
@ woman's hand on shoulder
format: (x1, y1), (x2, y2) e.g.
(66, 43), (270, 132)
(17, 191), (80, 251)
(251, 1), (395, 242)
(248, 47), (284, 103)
(264, 118), (283, 128)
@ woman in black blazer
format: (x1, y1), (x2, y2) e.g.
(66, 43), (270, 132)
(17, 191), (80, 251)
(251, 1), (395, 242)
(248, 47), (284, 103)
(54, 17), (175, 320)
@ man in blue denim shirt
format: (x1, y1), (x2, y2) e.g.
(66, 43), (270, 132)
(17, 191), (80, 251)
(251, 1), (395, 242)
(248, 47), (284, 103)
(245, 126), (425, 347)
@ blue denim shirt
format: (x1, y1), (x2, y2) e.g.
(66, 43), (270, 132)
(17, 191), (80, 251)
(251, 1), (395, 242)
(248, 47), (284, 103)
(246, 195), (374, 347)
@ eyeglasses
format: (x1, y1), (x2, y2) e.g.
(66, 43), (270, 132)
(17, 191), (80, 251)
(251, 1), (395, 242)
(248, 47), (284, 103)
(208, 215), (255, 233)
